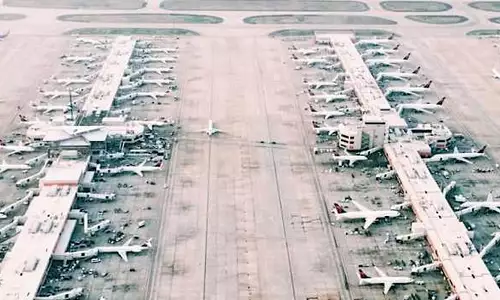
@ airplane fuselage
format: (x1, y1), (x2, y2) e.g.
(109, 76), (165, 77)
(425, 153), (485, 163)
(359, 277), (413, 288)
(336, 210), (399, 223)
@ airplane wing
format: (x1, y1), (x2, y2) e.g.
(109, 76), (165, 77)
(363, 217), (377, 230)
(0, 167), (7, 174)
(351, 200), (370, 212)
(489, 207), (500, 214)
(7, 150), (19, 156)
(134, 170), (144, 177)
(117, 250), (129, 262)
(454, 157), (473, 164)
(383, 282), (393, 295)
(414, 107), (433, 114)
(328, 129), (337, 135)
(406, 91), (420, 97)
(374, 266), (388, 277)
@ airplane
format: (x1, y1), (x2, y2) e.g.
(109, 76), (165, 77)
(118, 80), (144, 92)
(333, 201), (400, 230)
(62, 55), (97, 63)
(54, 77), (91, 86)
(141, 79), (174, 87)
(354, 34), (396, 47)
(384, 82), (432, 97)
(365, 53), (411, 68)
(492, 68), (500, 79)
(121, 159), (163, 177)
(396, 97), (445, 114)
(332, 150), (368, 167)
(424, 145), (487, 164)
(0, 30), (10, 41)
(308, 90), (349, 103)
(375, 66), (421, 82)
(76, 37), (107, 45)
(357, 266), (414, 295)
(361, 44), (400, 57)
(312, 121), (338, 135)
(0, 190), (35, 219)
(41, 90), (80, 100)
(0, 141), (36, 156)
(130, 57), (176, 64)
(308, 104), (345, 119)
(131, 119), (171, 130)
(97, 237), (153, 262)
(135, 47), (178, 55)
(293, 56), (332, 67)
(18, 115), (47, 127)
(136, 91), (168, 101)
(35, 287), (84, 300)
(0, 159), (31, 174)
(202, 120), (222, 136)
(291, 47), (321, 56)
(357, 146), (383, 156)
(456, 191), (500, 215)
(31, 103), (70, 114)
(143, 67), (175, 74)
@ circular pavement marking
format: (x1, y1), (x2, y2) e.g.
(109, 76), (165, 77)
(469, 1), (500, 12)
(244, 15), (396, 25)
(4, 0), (145, 9)
(57, 14), (223, 24)
(269, 29), (398, 37)
(405, 15), (468, 24)
(380, 1), (452, 12)
(160, 0), (369, 12)
(0, 13), (26, 21)
(467, 29), (500, 36)
(64, 28), (199, 36)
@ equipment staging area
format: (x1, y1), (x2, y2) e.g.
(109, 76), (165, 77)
(1, 1), (500, 300)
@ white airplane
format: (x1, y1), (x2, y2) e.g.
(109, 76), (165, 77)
(357, 267), (413, 295)
(457, 191), (500, 215)
(42, 90), (80, 100)
(332, 151), (368, 167)
(122, 159), (163, 177)
(396, 97), (445, 114)
(0, 191), (34, 219)
(130, 57), (176, 64)
(333, 201), (400, 230)
(76, 37), (106, 45)
(308, 89), (349, 103)
(293, 56), (331, 67)
(354, 34), (396, 47)
(424, 145), (487, 164)
(312, 121), (338, 135)
(362, 44), (400, 57)
(375, 66), (420, 82)
(290, 47), (323, 56)
(143, 67), (175, 74)
(136, 91), (168, 101)
(35, 287), (84, 300)
(142, 79), (174, 87)
(202, 120), (222, 136)
(0, 159), (31, 174)
(135, 47), (178, 55)
(492, 68), (500, 79)
(0, 141), (36, 156)
(62, 55), (97, 63)
(98, 237), (153, 262)
(31, 103), (70, 114)
(365, 53), (411, 68)
(0, 30), (10, 41)
(118, 81), (143, 92)
(55, 77), (91, 86)
(18, 115), (47, 127)
(132, 119), (171, 130)
(308, 104), (345, 119)
(384, 81), (432, 97)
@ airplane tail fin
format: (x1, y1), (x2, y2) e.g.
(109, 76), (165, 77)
(145, 238), (153, 248)
(312, 121), (321, 129)
(154, 160), (163, 168)
(19, 115), (28, 122)
(358, 269), (371, 279)
(477, 145), (487, 153)
(307, 89), (314, 96)
(403, 53), (411, 60)
(308, 104), (318, 113)
(412, 66), (421, 74)
(453, 146), (459, 154)
(393, 44), (400, 51)
(487, 191), (494, 202)
(333, 203), (346, 214)
(140, 159), (147, 167)
(437, 97), (446, 105)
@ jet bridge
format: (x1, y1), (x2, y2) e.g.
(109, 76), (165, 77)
(327, 34), (407, 128)
(0, 155), (89, 300)
(384, 142), (500, 300)
(82, 36), (136, 116)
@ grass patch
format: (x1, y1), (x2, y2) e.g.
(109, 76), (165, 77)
(469, 1), (500, 11)
(64, 28), (199, 36)
(57, 14), (223, 24)
(467, 29), (500, 36)
(160, 0), (369, 12)
(269, 29), (398, 37)
(405, 15), (468, 24)
(0, 14), (26, 21)
(380, 1), (452, 12)
(4, 0), (145, 9)
(244, 15), (396, 25)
